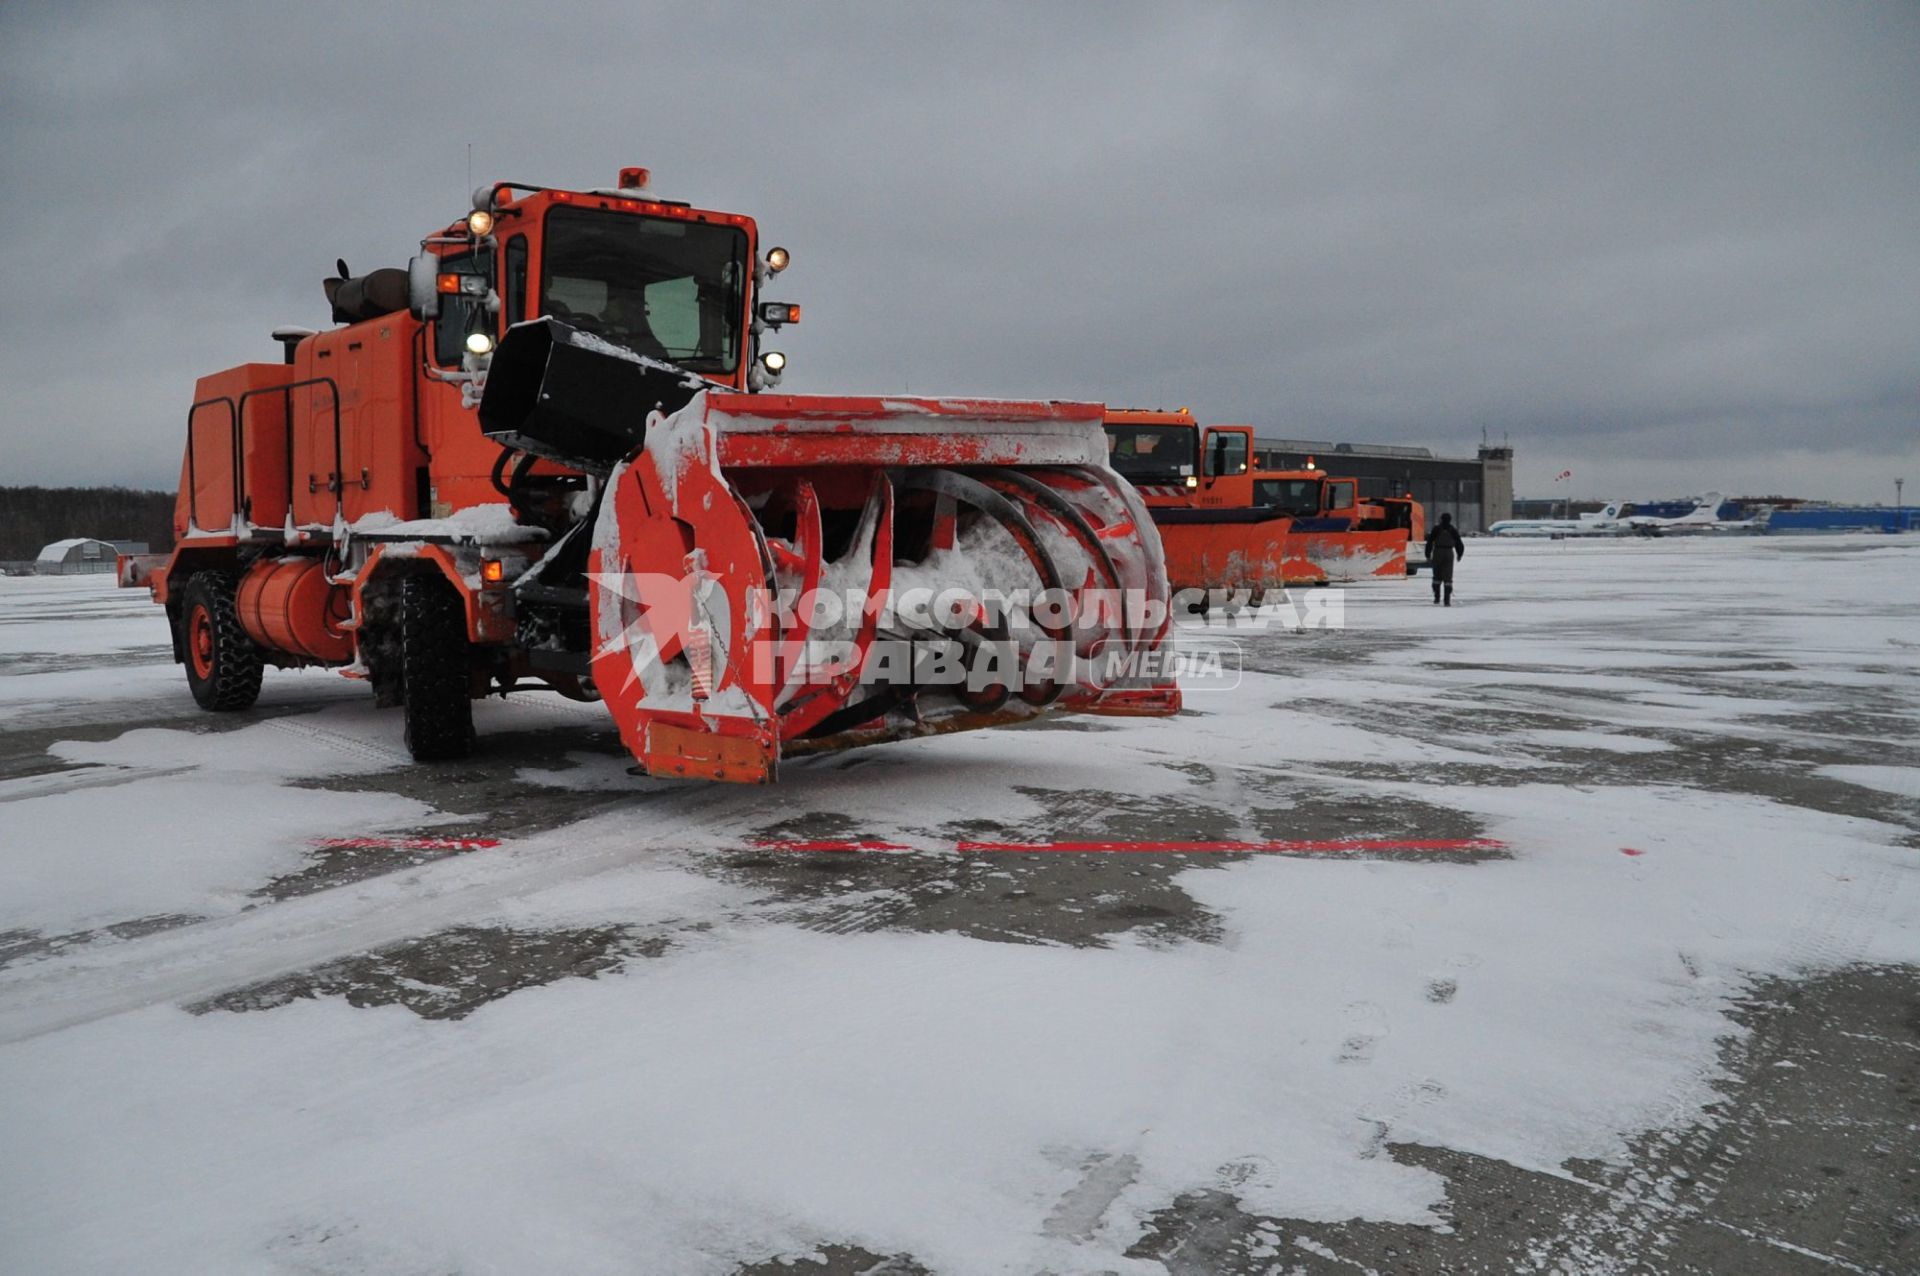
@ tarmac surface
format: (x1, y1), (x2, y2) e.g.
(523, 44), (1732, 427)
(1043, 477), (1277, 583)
(2, 536), (1917, 1273)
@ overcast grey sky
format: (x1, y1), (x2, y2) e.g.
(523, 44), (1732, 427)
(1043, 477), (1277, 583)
(3, 1), (1915, 500)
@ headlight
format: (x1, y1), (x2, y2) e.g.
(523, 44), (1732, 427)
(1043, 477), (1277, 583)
(467, 210), (495, 237)
(765, 246), (790, 274)
(1184, 475), (1199, 489)
(761, 350), (787, 374)
(465, 331), (495, 356)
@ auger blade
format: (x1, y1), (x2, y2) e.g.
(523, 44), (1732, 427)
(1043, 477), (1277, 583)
(588, 389), (1182, 782)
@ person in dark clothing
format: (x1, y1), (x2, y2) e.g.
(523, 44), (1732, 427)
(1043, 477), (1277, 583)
(1424, 512), (1466, 606)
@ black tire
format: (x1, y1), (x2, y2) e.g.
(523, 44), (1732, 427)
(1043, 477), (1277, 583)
(180, 571), (264, 711)
(400, 574), (475, 761)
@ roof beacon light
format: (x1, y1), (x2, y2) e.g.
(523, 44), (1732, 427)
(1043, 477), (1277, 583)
(765, 246), (790, 274)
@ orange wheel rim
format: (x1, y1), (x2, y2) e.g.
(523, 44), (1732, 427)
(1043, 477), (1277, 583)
(189, 606), (215, 679)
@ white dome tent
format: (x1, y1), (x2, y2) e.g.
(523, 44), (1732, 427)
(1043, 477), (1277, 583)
(33, 538), (146, 575)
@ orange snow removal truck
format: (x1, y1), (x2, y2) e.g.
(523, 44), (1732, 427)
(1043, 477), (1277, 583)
(1102, 409), (1421, 595)
(125, 169), (1180, 782)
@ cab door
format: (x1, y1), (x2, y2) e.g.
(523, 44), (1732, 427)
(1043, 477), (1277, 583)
(415, 245), (500, 515)
(1198, 425), (1254, 508)
(1324, 478), (1357, 524)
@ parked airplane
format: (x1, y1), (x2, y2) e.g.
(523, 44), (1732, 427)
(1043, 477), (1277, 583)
(1622, 494), (1767, 535)
(1488, 502), (1627, 538)
(1492, 495), (1766, 539)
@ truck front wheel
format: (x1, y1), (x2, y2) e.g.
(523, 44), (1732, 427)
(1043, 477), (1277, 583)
(399, 574), (476, 761)
(181, 571), (264, 711)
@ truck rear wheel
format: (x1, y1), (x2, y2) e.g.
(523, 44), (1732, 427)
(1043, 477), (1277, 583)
(181, 571), (264, 711)
(400, 574), (475, 761)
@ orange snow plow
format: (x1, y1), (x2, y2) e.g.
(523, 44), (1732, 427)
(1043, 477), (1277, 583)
(129, 170), (1179, 781)
(1103, 409), (1419, 594)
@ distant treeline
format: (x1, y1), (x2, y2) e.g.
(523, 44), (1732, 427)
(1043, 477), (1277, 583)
(1, 487), (175, 561)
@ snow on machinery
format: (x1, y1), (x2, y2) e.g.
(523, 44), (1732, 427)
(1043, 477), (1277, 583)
(125, 168), (1180, 782)
(1102, 410), (1421, 598)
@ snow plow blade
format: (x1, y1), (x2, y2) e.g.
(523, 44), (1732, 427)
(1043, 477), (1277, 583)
(1287, 526), (1410, 583)
(480, 333), (1182, 782)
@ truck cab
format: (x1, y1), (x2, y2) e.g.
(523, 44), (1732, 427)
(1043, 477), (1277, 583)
(406, 172), (793, 516)
(1253, 471), (1356, 527)
(1102, 412), (1260, 510)
(1103, 409), (1199, 501)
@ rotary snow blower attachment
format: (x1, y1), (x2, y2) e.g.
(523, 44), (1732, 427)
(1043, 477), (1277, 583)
(481, 319), (1180, 782)
(127, 170), (1180, 783)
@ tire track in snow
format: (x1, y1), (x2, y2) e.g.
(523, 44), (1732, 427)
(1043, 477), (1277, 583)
(0, 764), (194, 804)
(0, 785), (769, 1045)
(260, 715), (414, 768)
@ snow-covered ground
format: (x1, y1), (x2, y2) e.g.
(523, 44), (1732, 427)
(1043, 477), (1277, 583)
(2, 537), (1918, 1274)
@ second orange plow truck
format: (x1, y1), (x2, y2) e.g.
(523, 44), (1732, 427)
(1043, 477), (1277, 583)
(1103, 409), (1421, 597)
(123, 168), (1180, 782)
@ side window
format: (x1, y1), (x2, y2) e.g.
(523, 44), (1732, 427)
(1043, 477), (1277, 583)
(1204, 430), (1248, 477)
(431, 249), (493, 366)
(504, 236), (528, 326)
(1329, 482), (1354, 511)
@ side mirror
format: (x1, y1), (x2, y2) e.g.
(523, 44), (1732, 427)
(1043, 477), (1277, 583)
(407, 254), (441, 321)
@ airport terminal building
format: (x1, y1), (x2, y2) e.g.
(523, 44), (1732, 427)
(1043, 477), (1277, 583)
(1252, 438), (1514, 533)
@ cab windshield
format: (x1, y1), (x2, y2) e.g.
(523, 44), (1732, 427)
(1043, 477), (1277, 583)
(1253, 478), (1324, 516)
(541, 207), (749, 374)
(1105, 425), (1196, 483)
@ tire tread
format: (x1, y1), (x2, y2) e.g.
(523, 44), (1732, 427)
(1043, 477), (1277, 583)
(183, 571), (264, 712)
(400, 574), (475, 761)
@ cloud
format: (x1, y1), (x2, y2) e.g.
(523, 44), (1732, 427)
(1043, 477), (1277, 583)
(2, 1), (1915, 500)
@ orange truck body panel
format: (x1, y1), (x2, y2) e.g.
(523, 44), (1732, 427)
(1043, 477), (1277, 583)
(290, 320), (427, 527)
(181, 363), (298, 538)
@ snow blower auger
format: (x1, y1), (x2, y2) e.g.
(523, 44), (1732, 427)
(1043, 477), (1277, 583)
(122, 169), (1180, 782)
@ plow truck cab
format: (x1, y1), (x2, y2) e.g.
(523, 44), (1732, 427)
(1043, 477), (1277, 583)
(127, 169), (1181, 782)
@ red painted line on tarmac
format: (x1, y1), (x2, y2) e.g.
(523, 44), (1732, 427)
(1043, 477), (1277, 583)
(750, 837), (1507, 855)
(1620, 847), (1646, 856)
(749, 839), (917, 853)
(311, 836), (501, 852)
(955, 837), (1507, 854)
